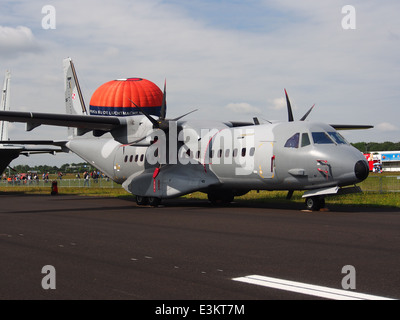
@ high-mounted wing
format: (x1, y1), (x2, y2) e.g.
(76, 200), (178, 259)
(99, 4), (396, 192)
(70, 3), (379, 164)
(330, 124), (374, 130)
(0, 110), (123, 132)
(0, 140), (67, 146)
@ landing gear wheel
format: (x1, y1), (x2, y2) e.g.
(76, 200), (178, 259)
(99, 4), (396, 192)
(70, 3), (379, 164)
(136, 196), (148, 206)
(148, 197), (161, 207)
(305, 196), (325, 211)
(208, 192), (234, 206)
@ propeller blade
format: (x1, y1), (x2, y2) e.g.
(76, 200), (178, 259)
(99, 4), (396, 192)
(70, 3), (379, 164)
(300, 104), (315, 121)
(160, 79), (167, 120)
(284, 89), (295, 122)
(128, 98), (159, 128)
(171, 109), (198, 121)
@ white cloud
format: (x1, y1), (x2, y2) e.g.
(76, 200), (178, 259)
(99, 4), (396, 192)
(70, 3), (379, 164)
(0, 26), (40, 56)
(269, 97), (286, 110)
(376, 122), (399, 132)
(225, 103), (261, 115)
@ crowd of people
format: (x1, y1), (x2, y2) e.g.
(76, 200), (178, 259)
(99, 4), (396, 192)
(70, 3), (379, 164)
(1, 172), (49, 185)
(1, 170), (107, 186)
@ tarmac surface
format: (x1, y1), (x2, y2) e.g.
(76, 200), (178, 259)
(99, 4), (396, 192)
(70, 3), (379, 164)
(0, 192), (399, 300)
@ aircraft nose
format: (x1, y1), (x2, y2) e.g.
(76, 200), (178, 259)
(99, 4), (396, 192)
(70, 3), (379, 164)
(355, 160), (369, 181)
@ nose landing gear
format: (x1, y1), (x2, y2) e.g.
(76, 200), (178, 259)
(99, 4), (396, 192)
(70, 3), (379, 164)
(305, 196), (326, 211)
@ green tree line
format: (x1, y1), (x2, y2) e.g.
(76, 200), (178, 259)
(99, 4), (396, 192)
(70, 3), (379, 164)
(10, 163), (96, 175)
(351, 142), (400, 153)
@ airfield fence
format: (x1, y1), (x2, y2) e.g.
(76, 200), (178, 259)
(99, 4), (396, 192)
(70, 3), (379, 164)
(1, 176), (400, 193)
(0, 178), (122, 189)
(358, 175), (400, 193)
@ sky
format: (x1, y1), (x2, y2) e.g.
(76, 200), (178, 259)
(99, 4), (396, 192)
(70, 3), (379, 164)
(0, 0), (399, 166)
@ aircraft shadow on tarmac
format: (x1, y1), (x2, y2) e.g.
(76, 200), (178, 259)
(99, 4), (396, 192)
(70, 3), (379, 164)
(118, 195), (399, 213)
(0, 191), (398, 213)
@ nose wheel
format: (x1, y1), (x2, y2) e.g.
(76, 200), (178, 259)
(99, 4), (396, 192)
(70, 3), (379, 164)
(305, 196), (326, 211)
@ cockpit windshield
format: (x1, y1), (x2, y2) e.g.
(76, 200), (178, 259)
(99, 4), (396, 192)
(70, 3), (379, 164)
(286, 131), (349, 148)
(312, 132), (334, 144)
(328, 132), (349, 145)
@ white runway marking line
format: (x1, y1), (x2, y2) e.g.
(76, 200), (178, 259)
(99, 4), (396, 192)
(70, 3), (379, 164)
(232, 275), (395, 300)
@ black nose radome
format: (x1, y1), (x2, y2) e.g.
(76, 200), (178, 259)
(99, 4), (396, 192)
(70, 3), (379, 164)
(355, 160), (369, 181)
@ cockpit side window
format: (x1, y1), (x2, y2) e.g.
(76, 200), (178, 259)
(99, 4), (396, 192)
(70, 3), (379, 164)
(328, 132), (348, 145)
(301, 133), (311, 147)
(284, 133), (300, 148)
(312, 132), (334, 144)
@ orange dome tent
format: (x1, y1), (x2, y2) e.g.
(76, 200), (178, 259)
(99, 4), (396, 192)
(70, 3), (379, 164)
(89, 78), (163, 117)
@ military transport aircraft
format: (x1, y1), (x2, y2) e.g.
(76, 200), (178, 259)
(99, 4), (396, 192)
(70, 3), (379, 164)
(0, 58), (372, 210)
(0, 71), (63, 174)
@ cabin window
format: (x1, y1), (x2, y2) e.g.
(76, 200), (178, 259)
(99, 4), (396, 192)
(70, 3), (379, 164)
(124, 155), (128, 163)
(233, 148), (238, 157)
(241, 148), (247, 157)
(140, 154), (144, 162)
(312, 132), (334, 144)
(328, 132), (348, 145)
(284, 133), (300, 148)
(129, 155), (133, 162)
(301, 133), (311, 147)
(135, 155), (139, 162)
(249, 147), (256, 156)
(218, 149), (223, 158)
(225, 149), (230, 158)
(209, 149), (214, 159)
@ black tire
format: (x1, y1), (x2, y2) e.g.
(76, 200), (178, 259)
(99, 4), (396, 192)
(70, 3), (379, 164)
(208, 192), (234, 206)
(305, 196), (324, 211)
(136, 195), (148, 206)
(148, 197), (161, 207)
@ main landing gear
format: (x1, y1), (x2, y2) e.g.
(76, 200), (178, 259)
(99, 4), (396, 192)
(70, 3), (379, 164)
(305, 196), (326, 211)
(207, 192), (234, 206)
(136, 196), (161, 207)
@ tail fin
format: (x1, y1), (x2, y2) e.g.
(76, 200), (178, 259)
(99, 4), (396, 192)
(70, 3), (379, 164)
(63, 58), (87, 116)
(0, 70), (11, 142)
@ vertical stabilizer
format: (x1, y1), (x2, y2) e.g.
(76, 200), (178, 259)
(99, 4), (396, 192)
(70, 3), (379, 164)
(63, 58), (87, 116)
(63, 58), (87, 138)
(0, 71), (11, 142)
